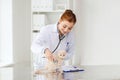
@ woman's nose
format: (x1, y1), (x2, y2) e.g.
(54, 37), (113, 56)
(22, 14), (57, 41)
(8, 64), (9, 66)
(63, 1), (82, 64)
(64, 28), (68, 32)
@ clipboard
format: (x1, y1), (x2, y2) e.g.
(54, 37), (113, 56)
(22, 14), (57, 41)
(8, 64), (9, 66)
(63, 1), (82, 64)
(62, 66), (84, 73)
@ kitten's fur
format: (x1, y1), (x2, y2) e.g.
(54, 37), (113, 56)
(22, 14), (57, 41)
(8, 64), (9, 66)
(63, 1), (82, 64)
(35, 50), (66, 74)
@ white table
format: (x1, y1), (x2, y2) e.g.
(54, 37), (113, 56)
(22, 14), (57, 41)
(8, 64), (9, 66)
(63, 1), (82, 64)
(1, 64), (120, 80)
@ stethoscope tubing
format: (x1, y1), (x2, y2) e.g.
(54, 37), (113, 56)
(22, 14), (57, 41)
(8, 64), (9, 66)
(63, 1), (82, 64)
(52, 35), (65, 53)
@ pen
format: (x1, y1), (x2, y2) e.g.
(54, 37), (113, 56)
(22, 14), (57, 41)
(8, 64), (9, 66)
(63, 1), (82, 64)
(63, 69), (84, 72)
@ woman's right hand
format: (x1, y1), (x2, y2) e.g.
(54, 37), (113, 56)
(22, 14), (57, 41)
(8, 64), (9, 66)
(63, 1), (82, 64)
(44, 48), (55, 62)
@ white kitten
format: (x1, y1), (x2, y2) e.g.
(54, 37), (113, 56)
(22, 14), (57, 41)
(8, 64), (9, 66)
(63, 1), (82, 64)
(35, 50), (66, 74)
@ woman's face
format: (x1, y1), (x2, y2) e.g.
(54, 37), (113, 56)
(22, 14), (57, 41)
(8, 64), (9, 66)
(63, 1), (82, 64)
(58, 20), (74, 35)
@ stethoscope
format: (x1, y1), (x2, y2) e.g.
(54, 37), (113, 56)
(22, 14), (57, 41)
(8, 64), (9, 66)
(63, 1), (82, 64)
(52, 22), (66, 53)
(42, 23), (66, 59)
(52, 34), (65, 53)
(51, 34), (65, 63)
(42, 34), (65, 59)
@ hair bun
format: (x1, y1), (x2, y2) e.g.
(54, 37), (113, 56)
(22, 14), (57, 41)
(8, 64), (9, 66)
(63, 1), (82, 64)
(60, 9), (76, 23)
(65, 9), (73, 13)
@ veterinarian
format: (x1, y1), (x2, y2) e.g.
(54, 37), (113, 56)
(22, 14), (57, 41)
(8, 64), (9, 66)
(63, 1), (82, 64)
(31, 9), (77, 70)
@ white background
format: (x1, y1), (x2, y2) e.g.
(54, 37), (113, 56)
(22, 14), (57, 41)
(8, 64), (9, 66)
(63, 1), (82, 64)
(74, 0), (120, 65)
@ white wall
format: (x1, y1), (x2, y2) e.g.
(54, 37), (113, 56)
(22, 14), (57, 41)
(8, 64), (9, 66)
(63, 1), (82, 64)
(74, 0), (120, 65)
(12, 0), (31, 64)
(12, 0), (31, 79)
(0, 0), (13, 65)
(0, 0), (1, 63)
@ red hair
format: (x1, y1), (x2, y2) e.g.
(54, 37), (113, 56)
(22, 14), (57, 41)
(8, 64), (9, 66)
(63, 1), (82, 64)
(60, 9), (76, 24)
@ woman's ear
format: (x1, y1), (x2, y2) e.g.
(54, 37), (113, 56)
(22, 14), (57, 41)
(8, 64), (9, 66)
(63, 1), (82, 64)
(58, 22), (60, 25)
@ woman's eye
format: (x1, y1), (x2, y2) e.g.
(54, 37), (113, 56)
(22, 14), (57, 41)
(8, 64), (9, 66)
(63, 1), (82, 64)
(68, 28), (72, 30)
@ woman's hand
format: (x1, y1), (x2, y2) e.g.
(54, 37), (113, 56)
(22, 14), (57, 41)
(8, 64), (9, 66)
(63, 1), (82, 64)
(44, 48), (55, 62)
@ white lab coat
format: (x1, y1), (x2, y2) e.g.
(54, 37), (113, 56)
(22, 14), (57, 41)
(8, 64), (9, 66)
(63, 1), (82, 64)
(31, 23), (75, 69)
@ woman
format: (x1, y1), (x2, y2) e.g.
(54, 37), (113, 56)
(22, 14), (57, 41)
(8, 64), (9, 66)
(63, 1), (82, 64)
(31, 9), (77, 70)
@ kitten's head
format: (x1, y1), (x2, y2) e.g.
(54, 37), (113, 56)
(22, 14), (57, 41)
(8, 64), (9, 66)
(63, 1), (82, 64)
(57, 50), (66, 59)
